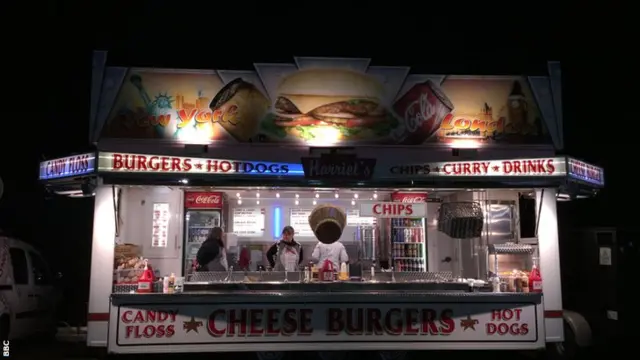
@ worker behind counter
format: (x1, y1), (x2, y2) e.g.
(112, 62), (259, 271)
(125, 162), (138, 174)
(308, 204), (349, 270)
(266, 226), (304, 271)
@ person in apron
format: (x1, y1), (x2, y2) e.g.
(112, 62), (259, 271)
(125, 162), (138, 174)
(196, 227), (228, 271)
(266, 226), (304, 271)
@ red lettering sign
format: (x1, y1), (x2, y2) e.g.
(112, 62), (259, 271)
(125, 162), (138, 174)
(121, 310), (178, 339)
(361, 202), (427, 218)
(184, 192), (223, 209)
(485, 308), (529, 336)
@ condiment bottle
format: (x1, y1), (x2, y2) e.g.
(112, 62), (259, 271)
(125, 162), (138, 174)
(311, 264), (319, 282)
(339, 262), (348, 281)
(162, 276), (170, 294)
(521, 275), (529, 293)
(137, 260), (154, 293)
(168, 273), (176, 294)
(529, 265), (543, 293)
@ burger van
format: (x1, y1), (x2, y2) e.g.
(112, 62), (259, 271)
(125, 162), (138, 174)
(38, 52), (603, 359)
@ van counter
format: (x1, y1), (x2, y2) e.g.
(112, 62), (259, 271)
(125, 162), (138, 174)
(108, 285), (545, 354)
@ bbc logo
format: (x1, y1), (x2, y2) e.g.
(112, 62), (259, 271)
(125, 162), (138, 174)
(2, 340), (8, 357)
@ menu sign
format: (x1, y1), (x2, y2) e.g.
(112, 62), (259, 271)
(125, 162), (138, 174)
(152, 203), (170, 247)
(233, 208), (265, 237)
(346, 209), (376, 226)
(290, 209), (314, 237)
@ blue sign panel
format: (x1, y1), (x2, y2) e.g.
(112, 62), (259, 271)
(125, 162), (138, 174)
(39, 153), (96, 181)
(567, 158), (604, 187)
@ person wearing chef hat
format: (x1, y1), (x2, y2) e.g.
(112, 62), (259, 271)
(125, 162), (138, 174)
(309, 204), (349, 270)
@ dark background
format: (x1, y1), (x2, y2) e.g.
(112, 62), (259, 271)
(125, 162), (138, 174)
(0, 5), (630, 325)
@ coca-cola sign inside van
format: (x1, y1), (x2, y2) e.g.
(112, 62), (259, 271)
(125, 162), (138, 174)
(185, 192), (223, 209)
(391, 192), (428, 203)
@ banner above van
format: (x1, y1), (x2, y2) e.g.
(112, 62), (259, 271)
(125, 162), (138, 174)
(96, 57), (559, 147)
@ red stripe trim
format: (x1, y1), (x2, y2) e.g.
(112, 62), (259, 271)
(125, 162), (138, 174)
(88, 312), (110, 321)
(545, 310), (563, 318)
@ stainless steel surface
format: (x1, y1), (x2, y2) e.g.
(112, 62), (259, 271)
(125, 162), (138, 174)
(489, 242), (536, 254)
(111, 290), (543, 306)
(482, 201), (516, 244)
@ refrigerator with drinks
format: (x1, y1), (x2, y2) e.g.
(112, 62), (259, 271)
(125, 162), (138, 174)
(389, 192), (428, 272)
(183, 191), (224, 276)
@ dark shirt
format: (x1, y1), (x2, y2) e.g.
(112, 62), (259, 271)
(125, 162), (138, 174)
(266, 240), (304, 268)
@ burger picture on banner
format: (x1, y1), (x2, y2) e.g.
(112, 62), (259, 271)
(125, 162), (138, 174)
(99, 57), (553, 146)
(260, 69), (399, 143)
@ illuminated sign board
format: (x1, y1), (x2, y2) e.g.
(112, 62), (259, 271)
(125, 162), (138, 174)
(97, 152), (303, 177)
(39, 153), (96, 180)
(386, 157), (568, 178)
(567, 158), (604, 187)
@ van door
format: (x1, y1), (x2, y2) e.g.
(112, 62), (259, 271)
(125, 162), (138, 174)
(26, 250), (55, 333)
(7, 248), (35, 338)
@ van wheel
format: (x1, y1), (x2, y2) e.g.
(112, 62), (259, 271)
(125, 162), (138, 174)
(547, 324), (580, 359)
(0, 315), (9, 340)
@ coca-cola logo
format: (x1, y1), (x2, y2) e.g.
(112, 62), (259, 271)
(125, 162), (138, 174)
(398, 196), (426, 203)
(404, 94), (436, 133)
(392, 193), (428, 203)
(186, 193), (222, 208)
(194, 195), (220, 204)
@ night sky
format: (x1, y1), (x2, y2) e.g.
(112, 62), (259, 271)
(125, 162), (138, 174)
(0, 5), (630, 323)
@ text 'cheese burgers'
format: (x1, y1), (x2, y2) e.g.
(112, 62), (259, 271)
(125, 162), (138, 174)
(262, 69), (399, 142)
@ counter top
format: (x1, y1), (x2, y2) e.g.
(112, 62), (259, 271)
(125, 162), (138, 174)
(111, 288), (542, 306)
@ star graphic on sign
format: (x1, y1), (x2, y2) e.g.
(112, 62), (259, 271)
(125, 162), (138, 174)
(492, 165), (500, 172)
(433, 166), (440, 173)
(460, 315), (479, 331)
(183, 316), (203, 333)
(195, 162), (203, 170)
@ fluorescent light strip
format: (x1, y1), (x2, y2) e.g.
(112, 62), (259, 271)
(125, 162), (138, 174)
(273, 207), (281, 240)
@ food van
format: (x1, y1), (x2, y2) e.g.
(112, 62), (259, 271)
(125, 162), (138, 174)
(38, 53), (604, 359)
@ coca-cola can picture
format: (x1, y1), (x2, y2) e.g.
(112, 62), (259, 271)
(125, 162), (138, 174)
(393, 80), (454, 145)
(185, 192), (223, 209)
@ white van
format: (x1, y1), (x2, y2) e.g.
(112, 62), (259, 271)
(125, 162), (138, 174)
(0, 233), (58, 340)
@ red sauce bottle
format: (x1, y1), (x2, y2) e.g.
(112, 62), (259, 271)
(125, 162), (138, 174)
(137, 260), (154, 293)
(528, 265), (543, 293)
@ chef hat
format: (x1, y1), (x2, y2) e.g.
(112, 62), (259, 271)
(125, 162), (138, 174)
(308, 204), (346, 244)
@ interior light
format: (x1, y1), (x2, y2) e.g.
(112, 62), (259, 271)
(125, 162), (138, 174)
(180, 179), (189, 184)
(295, 194), (299, 198)
(315, 193), (319, 198)
(313, 200), (317, 205)
(351, 200), (356, 206)
(273, 207), (281, 238)
(295, 200), (299, 205)
(256, 192), (260, 198)
(335, 193), (339, 199)
(237, 199), (242, 205)
(256, 200), (260, 205)
(373, 193), (378, 199)
(276, 193), (280, 198)
(354, 194), (359, 199)
(236, 193), (240, 197)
